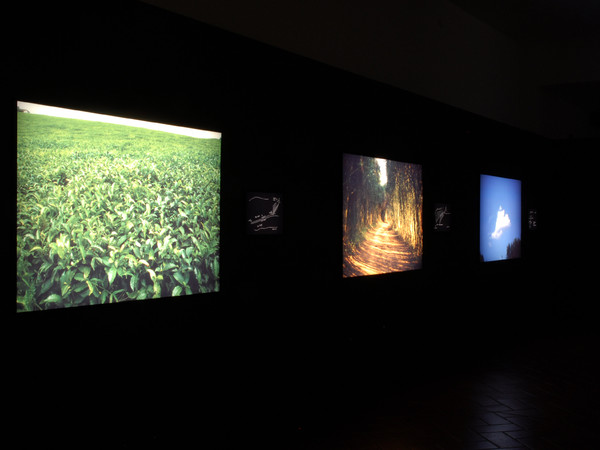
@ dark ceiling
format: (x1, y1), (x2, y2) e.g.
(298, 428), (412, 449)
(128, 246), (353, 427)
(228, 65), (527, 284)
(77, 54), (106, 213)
(145, 0), (600, 44)
(141, 0), (599, 137)
(451, 0), (600, 134)
(448, 0), (600, 42)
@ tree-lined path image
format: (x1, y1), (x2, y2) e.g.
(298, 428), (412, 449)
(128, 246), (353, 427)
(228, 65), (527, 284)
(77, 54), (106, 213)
(343, 154), (422, 278)
(344, 219), (420, 277)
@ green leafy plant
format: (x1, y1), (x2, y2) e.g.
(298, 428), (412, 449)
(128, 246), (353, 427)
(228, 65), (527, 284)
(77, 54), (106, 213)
(16, 112), (220, 312)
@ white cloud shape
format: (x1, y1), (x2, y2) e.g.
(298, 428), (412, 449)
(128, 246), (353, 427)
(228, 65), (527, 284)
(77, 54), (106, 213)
(491, 206), (511, 239)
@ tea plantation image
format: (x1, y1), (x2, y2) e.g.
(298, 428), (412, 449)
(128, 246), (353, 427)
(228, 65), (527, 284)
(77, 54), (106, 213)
(16, 110), (220, 312)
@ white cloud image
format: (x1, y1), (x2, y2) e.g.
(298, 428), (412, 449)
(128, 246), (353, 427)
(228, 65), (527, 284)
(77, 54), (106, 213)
(491, 206), (511, 239)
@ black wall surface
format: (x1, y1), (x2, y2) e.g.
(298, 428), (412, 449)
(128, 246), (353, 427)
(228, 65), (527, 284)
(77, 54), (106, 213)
(11, 1), (594, 447)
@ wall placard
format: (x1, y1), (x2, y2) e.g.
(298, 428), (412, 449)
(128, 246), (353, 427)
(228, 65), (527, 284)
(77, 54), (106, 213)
(246, 192), (283, 235)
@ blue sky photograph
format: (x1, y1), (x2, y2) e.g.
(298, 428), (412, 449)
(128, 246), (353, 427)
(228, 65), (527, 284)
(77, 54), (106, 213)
(480, 174), (521, 262)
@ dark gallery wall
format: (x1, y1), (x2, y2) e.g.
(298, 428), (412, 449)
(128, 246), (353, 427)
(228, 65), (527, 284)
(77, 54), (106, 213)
(11, 0), (584, 348)
(11, 1), (595, 446)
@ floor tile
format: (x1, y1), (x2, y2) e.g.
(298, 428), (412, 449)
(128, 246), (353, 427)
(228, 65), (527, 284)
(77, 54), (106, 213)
(479, 412), (513, 425)
(480, 432), (524, 448)
(471, 423), (523, 433)
(17, 333), (598, 449)
(465, 440), (499, 449)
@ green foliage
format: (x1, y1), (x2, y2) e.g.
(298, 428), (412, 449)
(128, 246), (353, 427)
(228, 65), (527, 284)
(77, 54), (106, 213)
(343, 154), (384, 250)
(385, 161), (423, 257)
(16, 112), (220, 312)
(343, 154), (422, 258)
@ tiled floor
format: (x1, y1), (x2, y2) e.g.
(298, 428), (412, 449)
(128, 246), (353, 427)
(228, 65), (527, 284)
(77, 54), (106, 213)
(14, 328), (598, 449)
(286, 332), (600, 450)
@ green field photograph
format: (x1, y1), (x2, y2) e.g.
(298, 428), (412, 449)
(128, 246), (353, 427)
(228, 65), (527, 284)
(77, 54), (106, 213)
(16, 101), (221, 312)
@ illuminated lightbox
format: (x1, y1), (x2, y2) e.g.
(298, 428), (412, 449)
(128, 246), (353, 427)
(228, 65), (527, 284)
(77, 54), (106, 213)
(480, 174), (521, 262)
(16, 101), (221, 311)
(343, 153), (423, 277)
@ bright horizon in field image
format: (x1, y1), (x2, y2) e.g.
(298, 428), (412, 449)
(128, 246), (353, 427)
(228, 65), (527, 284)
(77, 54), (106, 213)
(17, 101), (221, 140)
(16, 101), (221, 312)
(343, 153), (423, 277)
(480, 174), (521, 262)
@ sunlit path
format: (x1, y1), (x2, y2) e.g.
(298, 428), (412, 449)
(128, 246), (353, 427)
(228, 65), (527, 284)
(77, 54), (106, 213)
(343, 219), (420, 277)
